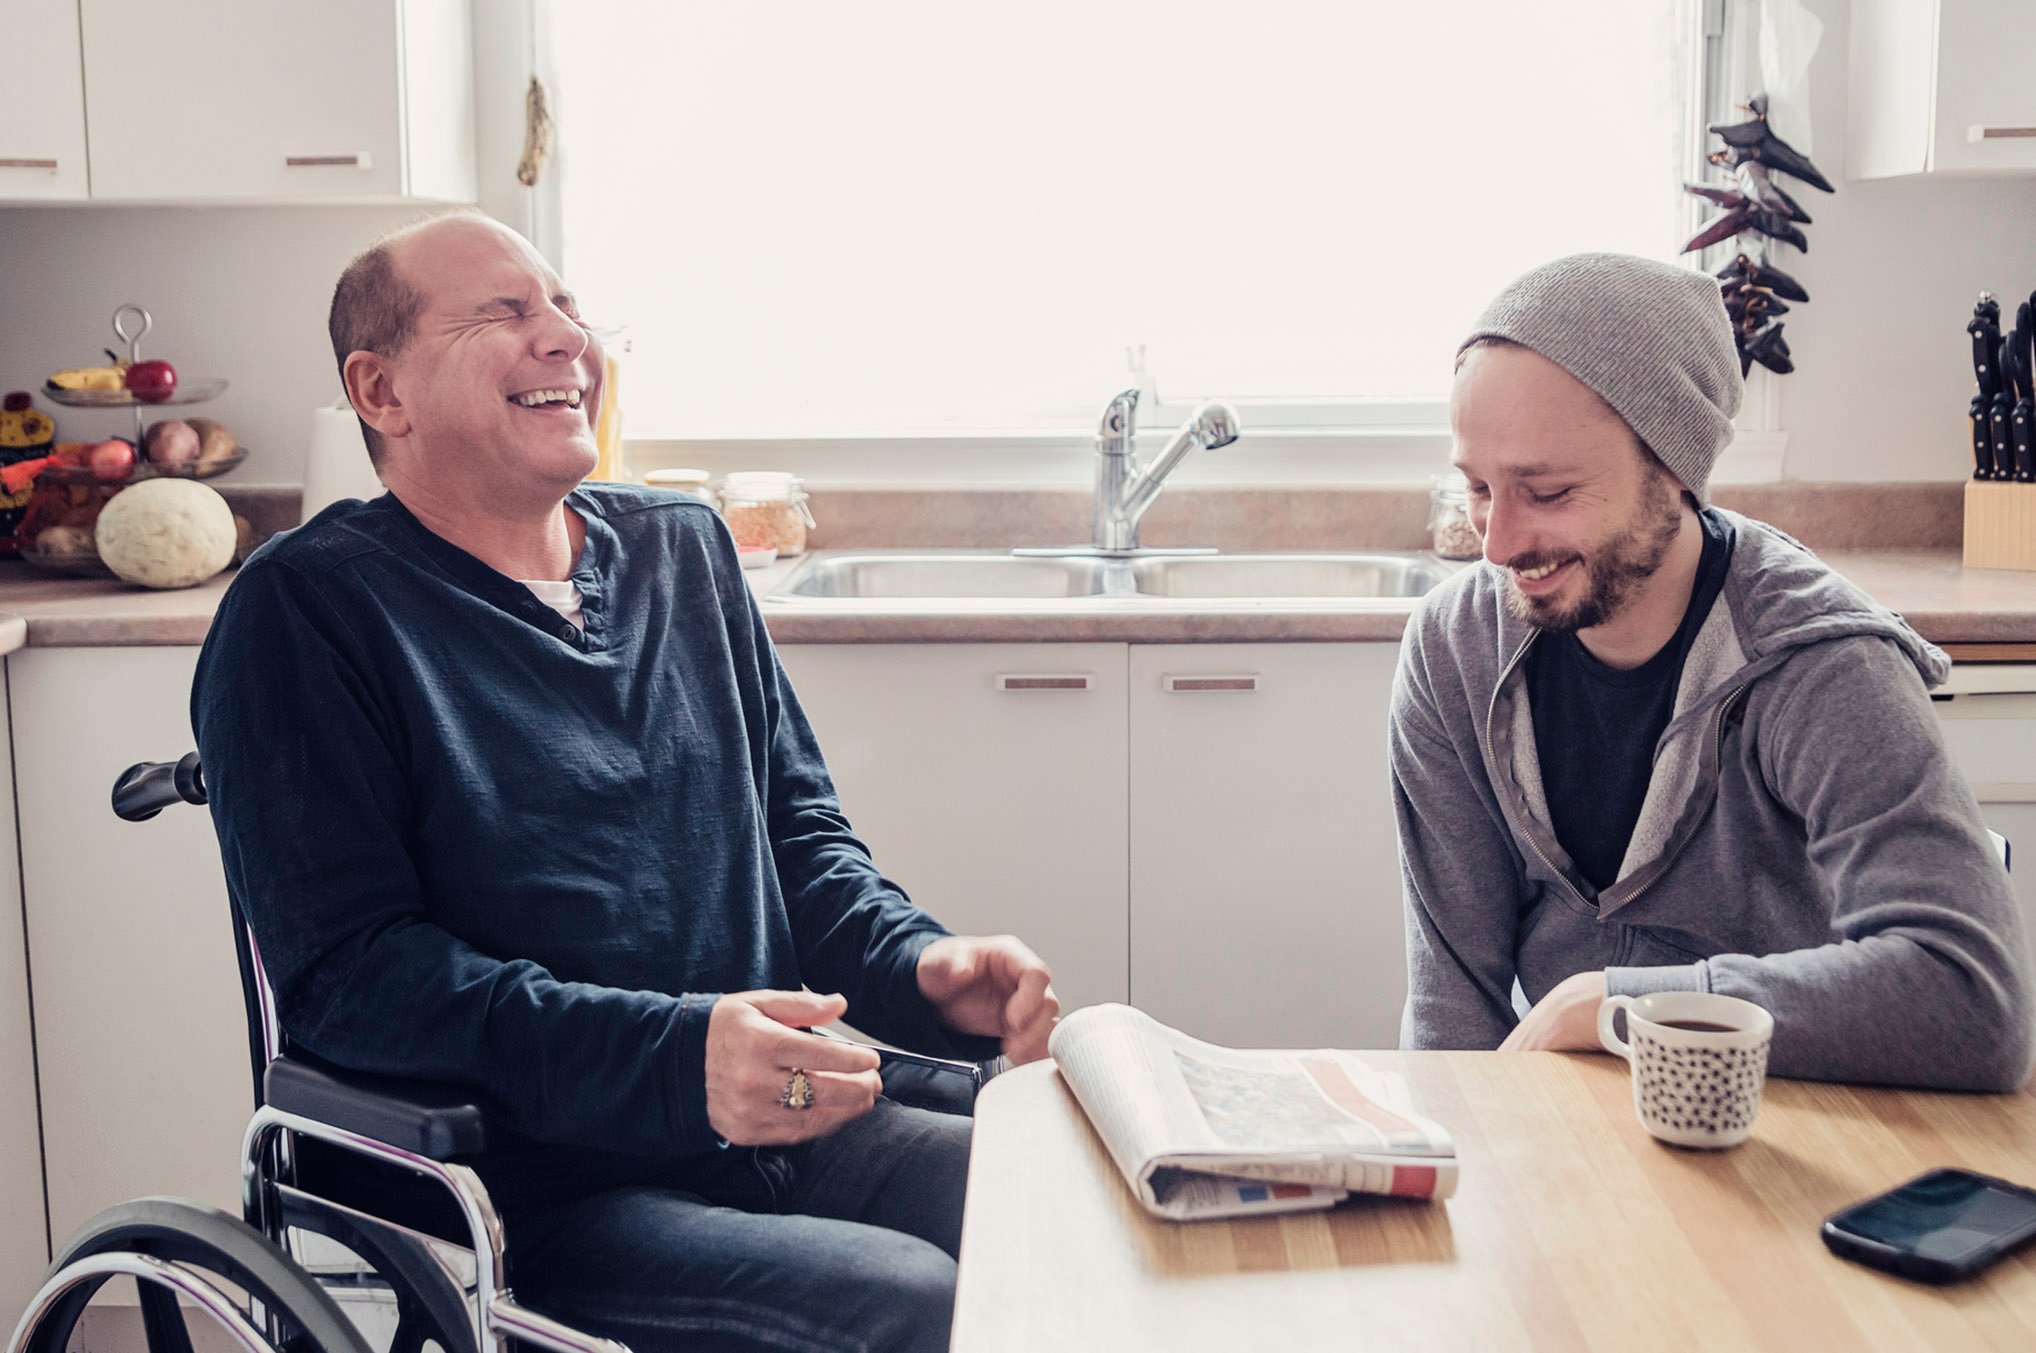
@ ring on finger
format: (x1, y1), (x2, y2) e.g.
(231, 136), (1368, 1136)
(780, 1068), (814, 1111)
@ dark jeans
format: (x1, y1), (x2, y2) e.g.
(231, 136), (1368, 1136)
(510, 1097), (972, 1353)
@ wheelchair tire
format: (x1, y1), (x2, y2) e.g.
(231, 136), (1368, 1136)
(276, 1187), (478, 1353)
(15, 1197), (375, 1353)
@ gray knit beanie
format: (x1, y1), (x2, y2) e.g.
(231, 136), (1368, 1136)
(1458, 252), (1743, 505)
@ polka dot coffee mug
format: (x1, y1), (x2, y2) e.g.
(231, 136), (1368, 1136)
(1597, 992), (1775, 1149)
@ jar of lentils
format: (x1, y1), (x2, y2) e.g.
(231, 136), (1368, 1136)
(719, 471), (816, 557)
(1428, 471), (1482, 560)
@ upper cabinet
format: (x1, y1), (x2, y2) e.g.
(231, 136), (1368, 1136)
(1, 0), (91, 200)
(1849, 0), (2036, 179)
(1, 0), (474, 205)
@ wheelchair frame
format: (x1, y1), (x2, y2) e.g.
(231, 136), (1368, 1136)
(7, 755), (629, 1353)
(14, 750), (994, 1353)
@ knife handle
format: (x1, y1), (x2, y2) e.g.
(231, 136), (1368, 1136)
(1990, 394), (2014, 479)
(1973, 396), (1995, 478)
(1970, 319), (2003, 398)
(1973, 330), (2000, 400)
(2017, 399), (2036, 482)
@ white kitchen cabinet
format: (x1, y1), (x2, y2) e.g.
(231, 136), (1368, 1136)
(69, 0), (473, 203)
(777, 643), (1131, 1016)
(9, 646), (250, 1254)
(1849, 0), (2036, 179)
(0, 0), (91, 201)
(0, 664), (49, 1322)
(1127, 644), (1404, 1052)
(1934, 665), (2036, 1004)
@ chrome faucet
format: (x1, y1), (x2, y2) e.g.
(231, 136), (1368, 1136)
(1085, 389), (1240, 555)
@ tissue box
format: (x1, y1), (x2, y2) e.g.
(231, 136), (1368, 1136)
(1963, 479), (2036, 571)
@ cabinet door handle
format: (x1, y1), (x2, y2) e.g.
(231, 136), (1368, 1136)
(1967, 126), (2036, 141)
(1163, 674), (1259, 693)
(0, 158), (59, 170)
(996, 674), (1092, 692)
(286, 153), (374, 169)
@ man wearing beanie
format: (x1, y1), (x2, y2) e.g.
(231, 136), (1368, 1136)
(1391, 252), (2031, 1090)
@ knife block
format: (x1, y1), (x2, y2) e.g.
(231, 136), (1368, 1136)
(1963, 478), (2036, 571)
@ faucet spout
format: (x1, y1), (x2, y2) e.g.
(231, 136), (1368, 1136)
(1092, 399), (1238, 553)
(1096, 388), (1140, 459)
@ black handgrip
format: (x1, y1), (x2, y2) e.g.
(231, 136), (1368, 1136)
(111, 751), (206, 821)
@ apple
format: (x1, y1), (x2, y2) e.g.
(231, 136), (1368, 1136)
(87, 438), (137, 481)
(124, 359), (177, 403)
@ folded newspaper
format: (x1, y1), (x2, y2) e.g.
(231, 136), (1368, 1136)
(1046, 1004), (1458, 1221)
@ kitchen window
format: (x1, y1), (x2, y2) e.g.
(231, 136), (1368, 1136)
(540, 2), (1723, 465)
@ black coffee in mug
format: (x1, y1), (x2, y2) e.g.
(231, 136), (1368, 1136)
(1658, 1019), (1737, 1033)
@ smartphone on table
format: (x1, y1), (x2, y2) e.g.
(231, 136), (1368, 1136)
(1822, 1167), (2036, 1284)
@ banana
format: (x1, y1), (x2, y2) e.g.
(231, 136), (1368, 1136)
(48, 365), (126, 392)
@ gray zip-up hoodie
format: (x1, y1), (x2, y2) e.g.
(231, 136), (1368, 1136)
(1392, 509), (2033, 1091)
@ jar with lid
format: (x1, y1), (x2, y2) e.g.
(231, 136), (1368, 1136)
(643, 467), (719, 509)
(719, 471), (816, 557)
(1428, 471), (1482, 560)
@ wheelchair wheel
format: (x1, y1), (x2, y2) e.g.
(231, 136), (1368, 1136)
(9, 1197), (375, 1353)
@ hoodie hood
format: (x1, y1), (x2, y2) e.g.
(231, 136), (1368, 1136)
(1708, 512), (1949, 691)
(1448, 508), (1949, 917)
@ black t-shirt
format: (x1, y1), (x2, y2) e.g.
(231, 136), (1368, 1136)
(1526, 509), (1735, 893)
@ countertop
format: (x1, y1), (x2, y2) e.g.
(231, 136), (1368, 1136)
(0, 548), (2031, 654)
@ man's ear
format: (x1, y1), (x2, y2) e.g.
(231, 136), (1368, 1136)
(343, 350), (411, 441)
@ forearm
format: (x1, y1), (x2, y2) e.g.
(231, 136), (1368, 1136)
(757, 614), (997, 1057)
(774, 848), (999, 1059)
(1613, 927), (2031, 1091)
(1739, 638), (2036, 1090)
(1390, 656), (1525, 1050)
(273, 913), (727, 1152)
(1400, 872), (1519, 1050)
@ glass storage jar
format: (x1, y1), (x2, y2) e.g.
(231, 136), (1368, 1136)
(643, 467), (718, 508)
(719, 471), (816, 556)
(1428, 471), (1482, 560)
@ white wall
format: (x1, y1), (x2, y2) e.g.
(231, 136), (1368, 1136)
(1772, 0), (2036, 481)
(2, 0), (2031, 488)
(0, 205), (422, 485)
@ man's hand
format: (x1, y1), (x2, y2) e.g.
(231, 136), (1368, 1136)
(705, 990), (882, 1146)
(1498, 970), (1608, 1053)
(916, 935), (1059, 1064)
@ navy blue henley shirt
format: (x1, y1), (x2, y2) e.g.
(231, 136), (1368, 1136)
(193, 485), (989, 1201)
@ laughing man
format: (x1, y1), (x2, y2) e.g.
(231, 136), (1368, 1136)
(1391, 252), (2031, 1090)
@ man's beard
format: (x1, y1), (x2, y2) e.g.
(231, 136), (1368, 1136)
(1502, 469), (1682, 633)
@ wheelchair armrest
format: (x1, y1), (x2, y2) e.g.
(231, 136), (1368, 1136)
(264, 1056), (489, 1161)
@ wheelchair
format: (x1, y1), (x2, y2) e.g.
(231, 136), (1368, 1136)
(9, 753), (990, 1353)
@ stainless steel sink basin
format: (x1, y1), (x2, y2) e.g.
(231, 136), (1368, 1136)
(772, 554), (1111, 599)
(767, 551), (1455, 603)
(1127, 554), (1451, 599)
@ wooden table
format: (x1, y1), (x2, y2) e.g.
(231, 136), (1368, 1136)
(951, 1055), (2036, 1352)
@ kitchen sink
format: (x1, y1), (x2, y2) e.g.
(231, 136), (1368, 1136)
(1126, 554), (1451, 599)
(771, 554), (1112, 599)
(766, 551), (1456, 602)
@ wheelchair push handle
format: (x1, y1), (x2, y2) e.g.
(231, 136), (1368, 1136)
(112, 751), (206, 821)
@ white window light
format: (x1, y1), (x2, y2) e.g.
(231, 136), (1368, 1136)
(540, 2), (1758, 476)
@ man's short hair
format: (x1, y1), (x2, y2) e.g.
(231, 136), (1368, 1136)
(327, 207), (482, 465)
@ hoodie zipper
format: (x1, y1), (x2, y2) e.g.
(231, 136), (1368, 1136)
(1482, 634), (1595, 913)
(1485, 635), (1749, 919)
(1609, 682), (1749, 916)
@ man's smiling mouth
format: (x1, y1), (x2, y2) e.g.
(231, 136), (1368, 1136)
(509, 388), (583, 409)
